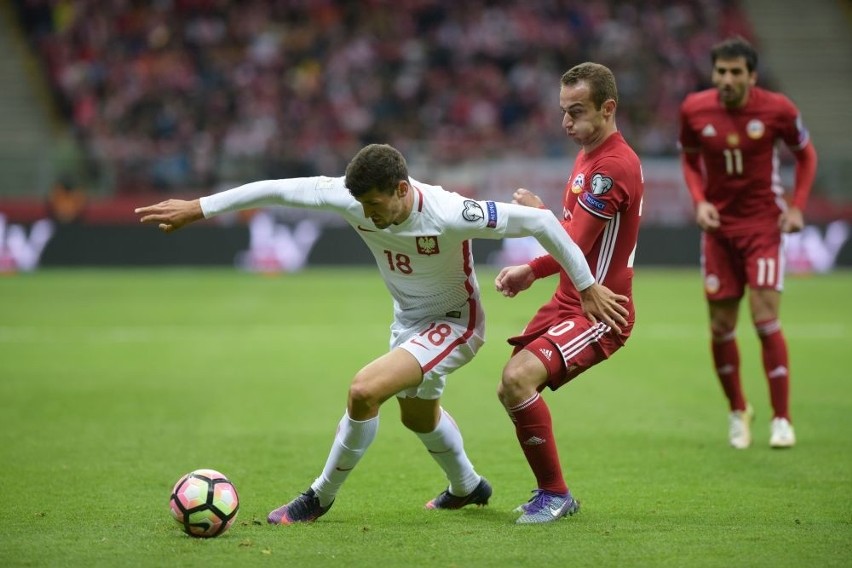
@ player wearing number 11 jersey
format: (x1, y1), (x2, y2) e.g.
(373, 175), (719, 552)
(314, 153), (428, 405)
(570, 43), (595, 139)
(678, 36), (818, 449)
(135, 143), (628, 525)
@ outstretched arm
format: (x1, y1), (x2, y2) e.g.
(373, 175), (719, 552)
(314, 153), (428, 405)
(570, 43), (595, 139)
(135, 176), (344, 232)
(491, 203), (628, 332)
(497, 204), (593, 288)
(495, 262), (628, 333)
(512, 188), (562, 278)
(135, 199), (204, 232)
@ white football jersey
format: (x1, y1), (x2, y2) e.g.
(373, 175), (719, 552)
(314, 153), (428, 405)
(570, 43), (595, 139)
(200, 176), (594, 321)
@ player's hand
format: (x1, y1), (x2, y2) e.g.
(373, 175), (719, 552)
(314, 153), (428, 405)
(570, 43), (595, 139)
(695, 201), (720, 232)
(134, 199), (204, 233)
(512, 188), (545, 209)
(579, 283), (629, 335)
(495, 264), (536, 298)
(779, 207), (804, 233)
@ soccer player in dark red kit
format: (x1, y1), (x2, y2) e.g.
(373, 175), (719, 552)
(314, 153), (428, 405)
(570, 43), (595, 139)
(494, 62), (642, 524)
(678, 36), (817, 450)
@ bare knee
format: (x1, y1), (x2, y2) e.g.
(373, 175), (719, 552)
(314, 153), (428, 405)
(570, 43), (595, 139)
(710, 319), (735, 339)
(709, 300), (739, 339)
(498, 354), (543, 406)
(347, 371), (382, 418)
(749, 288), (781, 323)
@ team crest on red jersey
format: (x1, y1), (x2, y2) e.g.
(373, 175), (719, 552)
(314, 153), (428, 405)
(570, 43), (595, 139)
(746, 119), (765, 139)
(570, 173), (585, 194)
(416, 236), (440, 255)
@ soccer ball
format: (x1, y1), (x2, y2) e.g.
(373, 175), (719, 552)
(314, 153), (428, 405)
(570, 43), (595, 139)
(169, 469), (239, 538)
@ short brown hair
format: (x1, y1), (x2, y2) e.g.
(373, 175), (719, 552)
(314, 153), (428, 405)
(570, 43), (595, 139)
(711, 36), (758, 72)
(345, 144), (409, 197)
(561, 62), (618, 110)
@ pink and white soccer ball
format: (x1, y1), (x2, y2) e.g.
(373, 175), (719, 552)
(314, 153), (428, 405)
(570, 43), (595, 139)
(169, 469), (239, 538)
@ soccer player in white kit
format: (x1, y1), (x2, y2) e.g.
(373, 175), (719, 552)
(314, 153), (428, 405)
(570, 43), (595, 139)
(135, 144), (628, 524)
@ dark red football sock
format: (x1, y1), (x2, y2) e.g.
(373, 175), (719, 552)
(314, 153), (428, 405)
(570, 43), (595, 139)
(711, 331), (747, 411)
(508, 393), (568, 495)
(755, 319), (790, 420)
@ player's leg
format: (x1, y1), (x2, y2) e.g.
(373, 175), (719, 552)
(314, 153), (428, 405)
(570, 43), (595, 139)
(268, 348), (424, 524)
(708, 298), (745, 410)
(703, 232), (753, 448)
(499, 317), (609, 523)
(744, 232), (794, 447)
(393, 309), (490, 509)
(312, 349), (424, 505)
(499, 348), (580, 524)
(749, 288), (787, 417)
(709, 299), (754, 449)
(397, 397), (491, 509)
(347, 347), (426, 420)
(499, 349), (566, 495)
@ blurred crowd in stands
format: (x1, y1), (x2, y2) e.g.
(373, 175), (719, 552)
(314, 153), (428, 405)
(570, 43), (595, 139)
(14, 0), (755, 194)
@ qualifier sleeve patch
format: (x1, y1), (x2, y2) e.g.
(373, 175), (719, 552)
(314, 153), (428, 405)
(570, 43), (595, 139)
(591, 173), (613, 195)
(462, 200), (484, 222)
(486, 201), (498, 228)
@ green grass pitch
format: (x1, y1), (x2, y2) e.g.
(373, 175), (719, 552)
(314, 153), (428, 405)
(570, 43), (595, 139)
(1, 267), (850, 567)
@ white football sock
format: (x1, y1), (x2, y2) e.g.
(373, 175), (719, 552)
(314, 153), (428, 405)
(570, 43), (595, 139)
(416, 408), (480, 496)
(311, 411), (379, 507)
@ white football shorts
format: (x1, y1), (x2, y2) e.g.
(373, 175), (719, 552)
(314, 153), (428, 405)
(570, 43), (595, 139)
(390, 300), (485, 400)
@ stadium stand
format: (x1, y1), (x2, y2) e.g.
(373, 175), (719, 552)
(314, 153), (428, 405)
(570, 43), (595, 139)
(8, 0), (759, 195)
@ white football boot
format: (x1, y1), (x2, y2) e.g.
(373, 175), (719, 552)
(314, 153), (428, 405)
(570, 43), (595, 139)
(728, 405), (754, 449)
(770, 417), (796, 448)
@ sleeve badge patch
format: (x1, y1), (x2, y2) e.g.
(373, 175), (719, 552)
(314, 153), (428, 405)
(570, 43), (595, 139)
(462, 200), (484, 222)
(486, 201), (498, 228)
(590, 173), (613, 195)
(582, 193), (606, 211)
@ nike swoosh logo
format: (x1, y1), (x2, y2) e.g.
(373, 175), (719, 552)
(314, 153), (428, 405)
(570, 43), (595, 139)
(549, 505), (564, 517)
(356, 225), (375, 232)
(335, 466), (354, 471)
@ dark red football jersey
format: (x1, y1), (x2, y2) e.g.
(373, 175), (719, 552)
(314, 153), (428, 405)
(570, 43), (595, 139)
(531, 132), (643, 337)
(679, 86), (810, 235)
